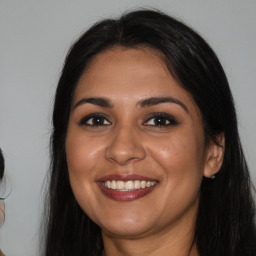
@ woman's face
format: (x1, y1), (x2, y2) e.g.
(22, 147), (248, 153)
(66, 47), (212, 239)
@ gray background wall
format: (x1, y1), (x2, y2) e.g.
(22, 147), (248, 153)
(0, 0), (255, 255)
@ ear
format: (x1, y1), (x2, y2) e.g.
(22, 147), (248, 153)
(203, 133), (225, 178)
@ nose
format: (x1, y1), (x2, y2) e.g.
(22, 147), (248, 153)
(105, 126), (146, 165)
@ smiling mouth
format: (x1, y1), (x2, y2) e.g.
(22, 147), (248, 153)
(101, 180), (157, 191)
(97, 175), (158, 201)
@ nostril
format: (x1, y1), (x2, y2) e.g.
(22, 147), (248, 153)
(105, 148), (146, 165)
(105, 135), (146, 165)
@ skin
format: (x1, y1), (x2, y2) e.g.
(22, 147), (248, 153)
(0, 200), (4, 225)
(66, 47), (224, 256)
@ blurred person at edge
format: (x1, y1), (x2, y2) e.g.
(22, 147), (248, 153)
(43, 10), (256, 256)
(0, 149), (5, 256)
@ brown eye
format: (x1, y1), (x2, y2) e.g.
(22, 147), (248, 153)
(79, 114), (111, 126)
(143, 113), (177, 127)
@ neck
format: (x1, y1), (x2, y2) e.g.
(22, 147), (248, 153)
(102, 232), (198, 256)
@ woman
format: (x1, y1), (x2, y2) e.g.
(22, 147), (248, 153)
(0, 149), (5, 256)
(44, 10), (256, 256)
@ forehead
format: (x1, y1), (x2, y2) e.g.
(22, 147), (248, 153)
(73, 47), (199, 115)
(78, 47), (169, 91)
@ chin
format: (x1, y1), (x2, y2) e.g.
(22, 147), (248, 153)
(101, 223), (151, 239)
(97, 212), (154, 238)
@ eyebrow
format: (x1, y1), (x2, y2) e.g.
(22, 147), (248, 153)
(73, 96), (189, 113)
(138, 97), (189, 113)
(74, 97), (113, 109)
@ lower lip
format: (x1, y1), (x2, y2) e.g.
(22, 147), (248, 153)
(97, 182), (157, 201)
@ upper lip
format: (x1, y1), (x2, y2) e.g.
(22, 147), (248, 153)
(96, 174), (157, 182)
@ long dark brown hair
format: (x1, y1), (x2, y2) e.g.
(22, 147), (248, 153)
(0, 149), (4, 181)
(44, 9), (256, 256)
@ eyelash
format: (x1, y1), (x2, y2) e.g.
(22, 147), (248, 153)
(143, 112), (178, 127)
(79, 113), (111, 127)
(79, 112), (178, 128)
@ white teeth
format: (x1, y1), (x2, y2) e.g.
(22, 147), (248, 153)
(106, 181), (111, 188)
(146, 181), (151, 187)
(103, 180), (156, 191)
(134, 180), (141, 189)
(111, 180), (117, 189)
(116, 181), (124, 190)
(125, 180), (134, 190)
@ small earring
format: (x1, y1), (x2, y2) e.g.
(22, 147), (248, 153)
(210, 173), (216, 179)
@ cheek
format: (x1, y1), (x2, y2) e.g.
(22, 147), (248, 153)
(151, 133), (204, 170)
(150, 138), (204, 215)
(65, 131), (104, 220)
(66, 131), (103, 179)
(147, 130), (205, 194)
